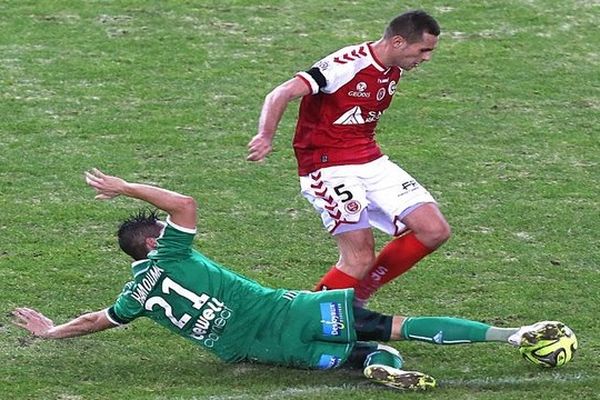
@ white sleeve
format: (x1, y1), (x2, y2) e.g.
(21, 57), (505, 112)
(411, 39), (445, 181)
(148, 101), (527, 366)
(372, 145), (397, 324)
(297, 43), (374, 95)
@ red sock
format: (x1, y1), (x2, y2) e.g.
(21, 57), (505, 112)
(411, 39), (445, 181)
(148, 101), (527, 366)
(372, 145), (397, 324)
(354, 232), (432, 302)
(314, 265), (361, 291)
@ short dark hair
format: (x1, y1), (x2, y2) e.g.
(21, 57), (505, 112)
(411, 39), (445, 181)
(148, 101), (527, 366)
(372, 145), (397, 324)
(117, 209), (163, 261)
(384, 10), (440, 42)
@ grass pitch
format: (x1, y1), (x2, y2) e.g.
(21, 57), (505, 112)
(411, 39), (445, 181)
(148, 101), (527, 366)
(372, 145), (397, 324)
(1, 1), (598, 399)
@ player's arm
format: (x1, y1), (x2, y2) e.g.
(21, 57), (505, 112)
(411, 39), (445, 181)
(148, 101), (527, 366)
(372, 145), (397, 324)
(84, 168), (197, 230)
(247, 77), (311, 162)
(11, 307), (117, 339)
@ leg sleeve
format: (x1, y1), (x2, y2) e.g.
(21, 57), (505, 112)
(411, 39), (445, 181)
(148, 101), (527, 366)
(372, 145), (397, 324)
(353, 306), (393, 341)
(345, 341), (379, 369)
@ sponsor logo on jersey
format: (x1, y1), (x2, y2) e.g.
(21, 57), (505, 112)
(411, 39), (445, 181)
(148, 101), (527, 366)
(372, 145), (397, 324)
(333, 106), (384, 125)
(348, 91), (371, 98)
(378, 77), (390, 84)
(348, 81), (371, 98)
(344, 199), (361, 214)
(320, 302), (345, 336)
(376, 87), (386, 101)
(388, 80), (397, 96)
(317, 354), (342, 369)
(131, 266), (164, 306)
(190, 297), (232, 348)
(365, 110), (383, 123)
(333, 106), (364, 125)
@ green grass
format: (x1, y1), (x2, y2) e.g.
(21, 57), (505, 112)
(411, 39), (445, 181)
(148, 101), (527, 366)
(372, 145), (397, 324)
(1, 0), (599, 399)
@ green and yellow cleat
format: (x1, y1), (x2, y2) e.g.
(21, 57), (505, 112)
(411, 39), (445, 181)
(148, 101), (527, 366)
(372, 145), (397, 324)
(364, 364), (436, 391)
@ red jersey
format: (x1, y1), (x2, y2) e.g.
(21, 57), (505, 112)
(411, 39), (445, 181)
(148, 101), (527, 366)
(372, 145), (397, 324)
(293, 42), (402, 176)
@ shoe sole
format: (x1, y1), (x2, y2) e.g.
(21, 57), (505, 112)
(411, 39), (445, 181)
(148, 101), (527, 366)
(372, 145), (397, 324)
(521, 322), (568, 347)
(364, 365), (436, 391)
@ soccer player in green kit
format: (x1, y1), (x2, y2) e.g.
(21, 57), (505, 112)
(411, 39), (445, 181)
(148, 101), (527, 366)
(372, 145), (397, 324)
(12, 169), (569, 391)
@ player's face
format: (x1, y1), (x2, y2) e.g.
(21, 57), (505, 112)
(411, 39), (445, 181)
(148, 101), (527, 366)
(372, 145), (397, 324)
(393, 33), (438, 70)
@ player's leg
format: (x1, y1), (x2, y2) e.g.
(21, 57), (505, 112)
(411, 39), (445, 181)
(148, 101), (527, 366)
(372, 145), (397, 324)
(354, 158), (450, 304)
(344, 341), (379, 368)
(299, 167), (376, 291)
(393, 315), (517, 344)
(402, 202), (451, 249)
(314, 228), (376, 290)
(354, 306), (520, 345)
(346, 342), (436, 391)
(386, 313), (568, 346)
(354, 226), (434, 305)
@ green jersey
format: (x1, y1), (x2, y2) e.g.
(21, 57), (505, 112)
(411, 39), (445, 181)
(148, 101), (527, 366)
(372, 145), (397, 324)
(106, 218), (356, 369)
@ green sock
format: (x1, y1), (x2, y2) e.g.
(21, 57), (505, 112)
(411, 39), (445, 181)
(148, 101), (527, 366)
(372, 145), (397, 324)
(364, 350), (403, 369)
(401, 317), (492, 344)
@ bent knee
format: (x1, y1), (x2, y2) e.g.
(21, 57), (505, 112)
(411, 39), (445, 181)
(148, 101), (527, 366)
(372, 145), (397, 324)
(419, 221), (451, 249)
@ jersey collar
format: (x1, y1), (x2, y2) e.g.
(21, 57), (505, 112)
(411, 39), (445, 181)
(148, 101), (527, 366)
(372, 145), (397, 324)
(366, 42), (387, 72)
(131, 258), (151, 278)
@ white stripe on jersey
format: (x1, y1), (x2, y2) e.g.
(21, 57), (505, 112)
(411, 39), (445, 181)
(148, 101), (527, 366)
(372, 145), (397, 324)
(306, 42), (385, 95)
(282, 291), (298, 301)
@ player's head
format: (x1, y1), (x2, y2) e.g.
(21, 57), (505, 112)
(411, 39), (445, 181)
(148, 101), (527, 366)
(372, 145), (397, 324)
(117, 209), (164, 260)
(383, 10), (440, 70)
(384, 10), (440, 42)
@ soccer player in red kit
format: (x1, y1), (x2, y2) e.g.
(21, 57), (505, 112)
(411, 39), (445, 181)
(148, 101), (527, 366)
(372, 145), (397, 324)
(247, 10), (451, 305)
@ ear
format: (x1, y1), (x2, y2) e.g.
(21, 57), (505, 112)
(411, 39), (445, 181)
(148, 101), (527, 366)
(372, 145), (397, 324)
(392, 35), (407, 49)
(145, 237), (158, 251)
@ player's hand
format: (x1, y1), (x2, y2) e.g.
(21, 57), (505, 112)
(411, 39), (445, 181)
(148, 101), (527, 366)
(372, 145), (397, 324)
(247, 134), (273, 162)
(84, 168), (127, 200)
(12, 307), (55, 338)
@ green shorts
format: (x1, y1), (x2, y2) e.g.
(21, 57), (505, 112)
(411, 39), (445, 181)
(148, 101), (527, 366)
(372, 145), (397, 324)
(244, 289), (357, 369)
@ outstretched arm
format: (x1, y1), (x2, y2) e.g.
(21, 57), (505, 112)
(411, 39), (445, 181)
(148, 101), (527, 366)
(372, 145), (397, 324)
(247, 77), (311, 162)
(84, 168), (197, 230)
(12, 308), (117, 339)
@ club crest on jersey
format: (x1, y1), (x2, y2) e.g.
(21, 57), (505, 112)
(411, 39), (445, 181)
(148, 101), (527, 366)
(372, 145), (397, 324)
(344, 199), (361, 214)
(320, 302), (346, 336)
(376, 87), (386, 101)
(348, 81), (370, 98)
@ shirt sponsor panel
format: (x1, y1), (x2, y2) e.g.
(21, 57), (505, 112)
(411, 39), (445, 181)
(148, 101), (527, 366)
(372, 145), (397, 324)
(189, 296), (233, 348)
